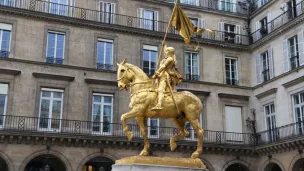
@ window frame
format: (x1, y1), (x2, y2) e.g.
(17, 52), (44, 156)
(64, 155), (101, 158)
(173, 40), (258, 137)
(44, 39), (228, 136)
(261, 51), (270, 82)
(38, 88), (64, 132)
(0, 23), (12, 58)
(185, 51), (199, 81)
(46, 31), (66, 64)
(99, 1), (116, 24)
(264, 103), (278, 141)
(225, 57), (239, 85)
(147, 118), (159, 138)
(288, 35), (300, 69)
(96, 38), (114, 70)
(224, 23), (236, 42)
(143, 45), (158, 76)
(0, 84), (8, 129)
(292, 91), (304, 134)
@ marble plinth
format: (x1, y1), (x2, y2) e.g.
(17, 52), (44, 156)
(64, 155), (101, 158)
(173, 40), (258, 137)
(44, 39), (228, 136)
(112, 164), (209, 171)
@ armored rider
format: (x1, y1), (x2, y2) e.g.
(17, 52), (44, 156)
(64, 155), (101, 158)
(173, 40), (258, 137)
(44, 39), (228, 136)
(151, 44), (182, 111)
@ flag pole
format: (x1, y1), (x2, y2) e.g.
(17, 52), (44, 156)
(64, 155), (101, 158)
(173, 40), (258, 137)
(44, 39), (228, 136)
(155, 0), (178, 70)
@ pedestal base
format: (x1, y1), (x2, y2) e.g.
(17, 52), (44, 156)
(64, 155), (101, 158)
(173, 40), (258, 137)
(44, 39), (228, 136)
(113, 156), (208, 171)
(112, 164), (209, 171)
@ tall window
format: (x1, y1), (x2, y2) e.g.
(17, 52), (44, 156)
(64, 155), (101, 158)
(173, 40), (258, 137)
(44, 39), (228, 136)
(219, 0), (236, 12)
(264, 103), (278, 141)
(0, 23), (12, 58)
(97, 39), (113, 70)
(92, 94), (113, 135)
(261, 51), (270, 82)
(147, 118), (159, 138)
(293, 92), (304, 135)
(0, 0), (14, 6)
(49, 0), (68, 15)
(180, 0), (199, 6)
(260, 17), (268, 37)
(100, 2), (116, 24)
(288, 36), (299, 70)
(46, 31), (65, 64)
(0, 84), (8, 128)
(225, 58), (238, 85)
(143, 45), (157, 76)
(185, 52), (199, 81)
(38, 88), (64, 131)
(138, 8), (158, 31)
(224, 24), (235, 43)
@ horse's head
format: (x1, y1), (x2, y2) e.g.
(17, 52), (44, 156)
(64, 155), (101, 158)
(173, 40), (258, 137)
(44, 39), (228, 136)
(117, 59), (133, 90)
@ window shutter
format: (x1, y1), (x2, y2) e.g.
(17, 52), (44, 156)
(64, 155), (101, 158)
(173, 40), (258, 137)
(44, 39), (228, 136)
(111, 3), (116, 24)
(283, 39), (290, 72)
(100, 1), (104, 22)
(255, 21), (261, 41)
(281, 3), (287, 23)
(297, 30), (304, 66)
(195, 0), (200, 6)
(268, 48), (274, 79)
(225, 106), (243, 141)
(0, 84), (8, 95)
(267, 13), (272, 33)
(235, 25), (241, 44)
(154, 11), (159, 31)
(69, 0), (74, 17)
(218, 22), (224, 41)
(296, 0), (302, 16)
(137, 8), (144, 28)
(256, 53), (261, 84)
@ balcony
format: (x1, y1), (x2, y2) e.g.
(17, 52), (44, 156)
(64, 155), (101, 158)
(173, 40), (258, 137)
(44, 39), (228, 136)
(0, 0), (249, 46)
(97, 63), (113, 71)
(46, 57), (64, 64)
(164, 0), (248, 15)
(251, 1), (304, 43)
(185, 74), (199, 81)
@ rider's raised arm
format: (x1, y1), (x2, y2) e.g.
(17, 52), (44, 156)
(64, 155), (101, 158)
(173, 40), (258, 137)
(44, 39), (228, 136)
(157, 57), (174, 73)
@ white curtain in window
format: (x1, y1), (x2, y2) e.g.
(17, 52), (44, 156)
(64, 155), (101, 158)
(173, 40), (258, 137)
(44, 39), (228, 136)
(225, 106), (243, 141)
(298, 30), (304, 66)
(283, 39), (289, 72)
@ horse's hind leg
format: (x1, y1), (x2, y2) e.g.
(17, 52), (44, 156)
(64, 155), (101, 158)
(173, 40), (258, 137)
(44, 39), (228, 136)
(135, 117), (150, 156)
(170, 118), (187, 151)
(188, 119), (204, 159)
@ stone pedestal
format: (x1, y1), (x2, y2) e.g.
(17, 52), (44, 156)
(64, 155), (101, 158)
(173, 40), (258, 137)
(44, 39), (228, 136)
(112, 164), (209, 171)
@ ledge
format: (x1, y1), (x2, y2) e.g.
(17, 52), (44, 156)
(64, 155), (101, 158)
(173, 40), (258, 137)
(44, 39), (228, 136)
(0, 68), (21, 76)
(177, 89), (210, 96)
(183, 80), (252, 90)
(218, 93), (250, 100)
(255, 88), (277, 99)
(85, 78), (117, 86)
(32, 72), (75, 81)
(282, 76), (304, 88)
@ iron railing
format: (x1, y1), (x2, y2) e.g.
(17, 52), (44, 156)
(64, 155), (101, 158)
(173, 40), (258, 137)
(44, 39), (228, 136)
(165, 0), (248, 15)
(46, 57), (64, 64)
(185, 74), (199, 81)
(97, 63), (113, 71)
(0, 51), (9, 58)
(0, 115), (255, 145)
(0, 0), (249, 45)
(251, 0), (304, 43)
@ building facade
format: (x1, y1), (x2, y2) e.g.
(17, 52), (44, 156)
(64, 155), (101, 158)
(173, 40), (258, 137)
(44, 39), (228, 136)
(0, 0), (303, 170)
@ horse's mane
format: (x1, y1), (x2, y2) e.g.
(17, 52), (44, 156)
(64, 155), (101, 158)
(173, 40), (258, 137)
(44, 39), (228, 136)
(126, 63), (150, 81)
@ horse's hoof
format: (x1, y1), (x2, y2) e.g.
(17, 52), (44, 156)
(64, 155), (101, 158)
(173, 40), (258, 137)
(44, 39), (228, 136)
(127, 132), (133, 141)
(170, 138), (177, 151)
(139, 150), (149, 156)
(191, 152), (199, 159)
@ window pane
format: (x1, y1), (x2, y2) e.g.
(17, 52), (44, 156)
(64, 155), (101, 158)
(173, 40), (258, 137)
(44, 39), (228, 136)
(47, 33), (56, 57)
(294, 95), (300, 105)
(105, 42), (113, 64)
(42, 91), (51, 97)
(93, 104), (101, 119)
(104, 96), (112, 103)
(51, 100), (62, 129)
(39, 99), (50, 128)
(1, 30), (11, 51)
(53, 92), (62, 98)
(0, 95), (6, 115)
(97, 41), (105, 63)
(301, 93), (304, 103)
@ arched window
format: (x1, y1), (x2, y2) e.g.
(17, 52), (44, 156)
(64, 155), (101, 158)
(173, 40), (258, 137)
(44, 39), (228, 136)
(292, 158), (304, 171)
(225, 163), (250, 171)
(264, 163), (282, 171)
(24, 154), (66, 171)
(82, 156), (114, 171)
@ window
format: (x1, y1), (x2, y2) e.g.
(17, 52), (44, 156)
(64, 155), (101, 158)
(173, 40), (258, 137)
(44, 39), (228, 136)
(219, 0), (236, 12)
(225, 106), (243, 142)
(225, 58), (238, 85)
(100, 2), (116, 24)
(261, 51), (270, 82)
(289, 36), (299, 70)
(264, 103), (278, 141)
(147, 118), (159, 138)
(97, 39), (113, 70)
(0, 0), (14, 6)
(224, 24), (235, 43)
(137, 8), (158, 31)
(180, 0), (199, 6)
(189, 18), (198, 27)
(92, 94), (113, 135)
(143, 45), (157, 76)
(46, 31), (65, 64)
(49, 0), (68, 15)
(260, 17), (268, 37)
(0, 23), (12, 58)
(261, 0), (268, 6)
(185, 51), (199, 81)
(286, 0), (297, 19)
(0, 84), (8, 128)
(38, 88), (64, 131)
(293, 92), (304, 135)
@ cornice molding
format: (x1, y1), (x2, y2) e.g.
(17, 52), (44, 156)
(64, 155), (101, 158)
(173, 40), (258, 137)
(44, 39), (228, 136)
(250, 13), (304, 50)
(282, 75), (304, 88)
(249, 0), (275, 19)
(0, 68), (21, 76)
(177, 89), (210, 96)
(85, 78), (117, 86)
(255, 88), (277, 99)
(182, 80), (253, 90)
(218, 93), (250, 100)
(0, 6), (249, 50)
(32, 72), (75, 81)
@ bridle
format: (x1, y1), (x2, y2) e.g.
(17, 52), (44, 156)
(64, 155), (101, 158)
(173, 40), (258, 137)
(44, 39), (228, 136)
(117, 67), (129, 81)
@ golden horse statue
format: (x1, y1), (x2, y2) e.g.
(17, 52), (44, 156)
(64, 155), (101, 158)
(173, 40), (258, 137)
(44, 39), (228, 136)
(117, 59), (204, 159)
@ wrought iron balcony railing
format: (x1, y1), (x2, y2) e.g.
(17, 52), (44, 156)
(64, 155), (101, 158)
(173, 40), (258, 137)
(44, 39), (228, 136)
(165, 0), (248, 15)
(185, 74), (199, 81)
(46, 57), (64, 64)
(290, 55), (300, 70)
(226, 78), (239, 86)
(97, 63), (113, 71)
(0, 0), (249, 45)
(0, 115), (256, 145)
(0, 50), (9, 58)
(251, 0), (304, 43)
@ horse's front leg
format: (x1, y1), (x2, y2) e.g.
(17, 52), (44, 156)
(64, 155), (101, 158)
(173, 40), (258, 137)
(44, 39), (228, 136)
(136, 117), (150, 156)
(121, 109), (141, 141)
